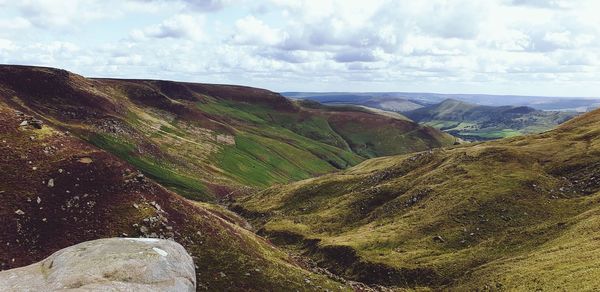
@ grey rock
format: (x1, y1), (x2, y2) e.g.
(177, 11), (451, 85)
(30, 119), (43, 129)
(0, 238), (196, 291)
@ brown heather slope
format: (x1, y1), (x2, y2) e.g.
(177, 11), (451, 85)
(0, 101), (352, 291)
(237, 107), (600, 290)
(0, 65), (454, 201)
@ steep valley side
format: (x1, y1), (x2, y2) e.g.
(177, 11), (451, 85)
(237, 106), (600, 290)
(0, 99), (355, 291)
(0, 65), (454, 201)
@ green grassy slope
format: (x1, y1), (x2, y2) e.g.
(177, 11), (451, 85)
(237, 106), (600, 290)
(406, 99), (578, 141)
(0, 65), (454, 201)
(0, 102), (350, 291)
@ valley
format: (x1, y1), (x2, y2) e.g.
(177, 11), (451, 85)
(2, 1), (600, 291)
(404, 99), (577, 141)
(286, 92), (585, 141)
(237, 105), (600, 290)
(0, 65), (598, 291)
(285, 91), (600, 112)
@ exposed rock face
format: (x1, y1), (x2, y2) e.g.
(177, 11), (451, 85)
(0, 238), (196, 291)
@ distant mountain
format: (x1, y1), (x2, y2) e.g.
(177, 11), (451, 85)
(283, 91), (600, 112)
(405, 99), (578, 141)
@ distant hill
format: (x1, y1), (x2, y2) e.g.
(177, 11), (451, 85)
(283, 91), (600, 112)
(237, 104), (600, 290)
(404, 99), (578, 141)
(284, 92), (425, 112)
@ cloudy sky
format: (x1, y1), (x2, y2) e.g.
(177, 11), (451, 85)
(1, 0), (599, 96)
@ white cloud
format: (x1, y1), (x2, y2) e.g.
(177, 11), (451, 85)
(131, 14), (205, 41)
(2, 0), (600, 96)
(0, 39), (16, 51)
(232, 16), (284, 46)
(16, 0), (114, 28)
(0, 17), (31, 30)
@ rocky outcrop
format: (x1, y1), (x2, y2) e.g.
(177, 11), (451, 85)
(0, 238), (196, 291)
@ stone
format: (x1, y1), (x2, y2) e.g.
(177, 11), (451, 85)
(14, 210), (25, 216)
(19, 121), (28, 126)
(78, 157), (93, 164)
(47, 179), (55, 188)
(0, 238), (196, 291)
(30, 119), (43, 129)
(433, 235), (445, 243)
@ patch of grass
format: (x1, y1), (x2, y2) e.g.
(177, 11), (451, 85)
(197, 101), (266, 124)
(87, 133), (211, 201)
(158, 125), (186, 137)
(215, 133), (341, 187)
(461, 129), (521, 139)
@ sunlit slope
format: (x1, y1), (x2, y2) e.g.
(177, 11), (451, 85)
(238, 106), (600, 289)
(0, 65), (454, 201)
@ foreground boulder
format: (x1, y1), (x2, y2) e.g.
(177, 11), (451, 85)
(0, 238), (196, 291)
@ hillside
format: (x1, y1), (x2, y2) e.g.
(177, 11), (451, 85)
(284, 92), (425, 112)
(405, 99), (578, 140)
(237, 106), (600, 290)
(0, 65), (454, 201)
(0, 102), (352, 291)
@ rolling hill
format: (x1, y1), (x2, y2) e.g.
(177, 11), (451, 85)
(284, 92), (425, 112)
(0, 65), (455, 201)
(404, 99), (578, 140)
(284, 91), (600, 112)
(236, 105), (600, 290)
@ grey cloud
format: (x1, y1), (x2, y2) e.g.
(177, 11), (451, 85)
(148, 25), (186, 39)
(333, 50), (378, 63)
(258, 50), (311, 64)
(184, 0), (228, 12)
(132, 0), (229, 12)
(508, 0), (569, 9)
(131, 14), (203, 40)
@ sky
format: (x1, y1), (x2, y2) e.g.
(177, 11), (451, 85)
(1, 0), (600, 97)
